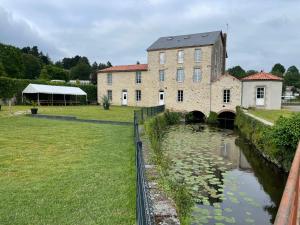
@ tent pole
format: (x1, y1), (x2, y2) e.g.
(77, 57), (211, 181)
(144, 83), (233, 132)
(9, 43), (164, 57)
(38, 93), (40, 106)
(52, 94), (53, 106)
(64, 94), (66, 106)
(22, 93), (24, 104)
(86, 95), (87, 105)
(76, 95), (77, 105)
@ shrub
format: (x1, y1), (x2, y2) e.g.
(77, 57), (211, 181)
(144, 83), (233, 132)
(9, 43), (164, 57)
(269, 113), (300, 169)
(206, 111), (219, 124)
(101, 95), (110, 110)
(164, 110), (181, 125)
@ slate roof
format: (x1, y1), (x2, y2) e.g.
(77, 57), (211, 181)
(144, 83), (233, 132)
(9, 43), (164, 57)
(242, 72), (283, 81)
(98, 64), (148, 73)
(147, 31), (222, 51)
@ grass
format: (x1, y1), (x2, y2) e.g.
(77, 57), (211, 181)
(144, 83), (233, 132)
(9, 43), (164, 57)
(248, 108), (296, 123)
(0, 116), (135, 225)
(0, 105), (138, 122)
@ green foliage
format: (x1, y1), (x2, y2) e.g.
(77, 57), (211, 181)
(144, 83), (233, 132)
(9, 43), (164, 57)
(246, 70), (258, 76)
(0, 77), (97, 103)
(164, 110), (181, 125)
(0, 43), (25, 78)
(70, 60), (91, 80)
(227, 65), (246, 78)
(44, 65), (69, 81)
(271, 63), (285, 77)
(235, 107), (300, 171)
(0, 61), (7, 77)
(284, 65), (300, 88)
(101, 95), (110, 110)
(39, 67), (50, 80)
(22, 53), (41, 79)
(269, 113), (300, 169)
(206, 111), (219, 124)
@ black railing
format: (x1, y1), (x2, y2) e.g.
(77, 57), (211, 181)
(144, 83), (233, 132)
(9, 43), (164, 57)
(134, 105), (165, 225)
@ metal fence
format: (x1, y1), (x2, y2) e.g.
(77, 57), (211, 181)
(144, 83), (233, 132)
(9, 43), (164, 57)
(134, 105), (165, 225)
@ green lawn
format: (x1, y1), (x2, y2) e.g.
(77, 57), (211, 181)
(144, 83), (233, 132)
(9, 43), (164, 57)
(0, 116), (135, 225)
(248, 108), (296, 123)
(0, 105), (138, 122)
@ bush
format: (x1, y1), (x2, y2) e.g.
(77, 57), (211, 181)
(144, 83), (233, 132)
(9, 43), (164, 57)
(101, 95), (110, 110)
(164, 110), (181, 125)
(269, 113), (300, 169)
(206, 111), (219, 124)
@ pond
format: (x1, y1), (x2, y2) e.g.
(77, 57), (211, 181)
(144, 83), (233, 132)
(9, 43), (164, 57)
(162, 124), (287, 225)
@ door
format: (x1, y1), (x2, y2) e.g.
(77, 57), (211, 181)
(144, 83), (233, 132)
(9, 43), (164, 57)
(122, 91), (128, 105)
(256, 87), (265, 106)
(159, 91), (165, 105)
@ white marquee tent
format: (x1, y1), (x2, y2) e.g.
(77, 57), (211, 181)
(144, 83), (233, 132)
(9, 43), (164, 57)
(22, 84), (87, 105)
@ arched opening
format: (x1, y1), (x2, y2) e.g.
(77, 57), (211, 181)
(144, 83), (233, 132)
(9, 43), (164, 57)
(217, 111), (236, 129)
(185, 111), (206, 123)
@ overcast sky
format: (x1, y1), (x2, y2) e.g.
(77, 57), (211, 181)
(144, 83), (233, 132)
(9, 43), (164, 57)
(0, 0), (299, 71)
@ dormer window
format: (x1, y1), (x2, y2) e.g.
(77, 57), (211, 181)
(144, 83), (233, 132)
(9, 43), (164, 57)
(178, 50), (184, 63)
(159, 52), (165, 65)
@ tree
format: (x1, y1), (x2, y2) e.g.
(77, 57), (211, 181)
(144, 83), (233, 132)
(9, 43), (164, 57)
(39, 67), (50, 80)
(271, 63), (285, 77)
(107, 61), (112, 67)
(90, 62), (98, 84)
(70, 60), (91, 80)
(284, 66), (300, 88)
(246, 70), (258, 76)
(22, 53), (41, 79)
(45, 65), (69, 81)
(0, 43), (25, 78)
(227, 66), (246, 78)
(0, 61), (7, 77)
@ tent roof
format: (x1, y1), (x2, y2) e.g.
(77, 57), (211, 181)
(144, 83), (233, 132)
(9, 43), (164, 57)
(22, 84), (87, 95)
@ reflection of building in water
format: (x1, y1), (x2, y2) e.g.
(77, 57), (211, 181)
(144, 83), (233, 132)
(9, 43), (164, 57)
(219, 139), (251, 171)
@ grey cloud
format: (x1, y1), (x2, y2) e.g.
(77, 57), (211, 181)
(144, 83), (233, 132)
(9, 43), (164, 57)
(0, 0), (299, 70)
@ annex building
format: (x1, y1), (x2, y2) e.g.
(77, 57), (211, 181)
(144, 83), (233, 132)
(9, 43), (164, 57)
(97, 31), (282, 117)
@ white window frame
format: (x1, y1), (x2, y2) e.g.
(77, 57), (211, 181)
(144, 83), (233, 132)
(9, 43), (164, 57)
(176, 68), (184, 83)
(193, 68), (201, 82)
(159, 52), (165, 65)
(107, 90), (112, 101)
(159, 70), (165, 82)
(136, 90), (141, 101)
(177, 50), (184, 63)
(136, 71), (142, 84)
(177, 90), (183, 102)
(107, 73), (112, 85)
(194, 49), (201, 62)
(223, 89), (230, 103)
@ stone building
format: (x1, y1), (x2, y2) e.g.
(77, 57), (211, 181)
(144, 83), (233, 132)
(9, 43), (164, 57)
(97, 31), (282, 116)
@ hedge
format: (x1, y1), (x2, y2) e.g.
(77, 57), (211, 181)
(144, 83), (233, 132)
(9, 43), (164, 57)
(0, 76), (97, 104)
(235, 106), (300, 171)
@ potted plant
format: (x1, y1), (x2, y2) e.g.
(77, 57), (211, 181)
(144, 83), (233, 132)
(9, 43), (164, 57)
(31, 101), (38, 114)
(102, 95), (110, 110)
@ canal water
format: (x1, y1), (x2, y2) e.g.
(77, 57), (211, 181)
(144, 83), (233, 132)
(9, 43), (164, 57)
(161, 124), (287, 225)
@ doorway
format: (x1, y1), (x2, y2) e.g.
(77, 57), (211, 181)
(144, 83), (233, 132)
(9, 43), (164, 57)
(122, 91), (128, 105)
(159, 91), (165, 105)
(256, 87), (265, 106)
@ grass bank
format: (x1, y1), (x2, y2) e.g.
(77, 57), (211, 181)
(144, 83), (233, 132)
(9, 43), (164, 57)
(248, 108), (294, 123)
(0, 116), (135, 225)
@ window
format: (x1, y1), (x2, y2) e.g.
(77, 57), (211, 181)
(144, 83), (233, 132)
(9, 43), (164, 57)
(107, 73), (112, 85)
(193, 68), (201, 82)
(176, 68), (184, 82)
(159, 52), (165, 64)
(136, 71), (142, 83)
(136, 90), (141, 101)
(159, 70), (165, 82)
(177, 90), (183, 102)
(178, 50), (184, 63)
(256, 87), (265, 99)
(107, 90), (112, 101)
(223, 89), (230, 103)
(195, 49), (201, 62)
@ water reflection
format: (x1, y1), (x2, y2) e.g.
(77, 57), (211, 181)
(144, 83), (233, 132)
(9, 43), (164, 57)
(162, 124), (287, 225)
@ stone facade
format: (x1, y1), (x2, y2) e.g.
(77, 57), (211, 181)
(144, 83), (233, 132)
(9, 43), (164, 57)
(97, 31), (282, 115)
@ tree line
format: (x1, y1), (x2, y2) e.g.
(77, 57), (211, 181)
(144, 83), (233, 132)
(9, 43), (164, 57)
(0, 43), (112, 84)
(227, 64), (300, 90)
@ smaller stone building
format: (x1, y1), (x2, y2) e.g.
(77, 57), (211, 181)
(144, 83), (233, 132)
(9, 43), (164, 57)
(241, 72), (283, 110)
